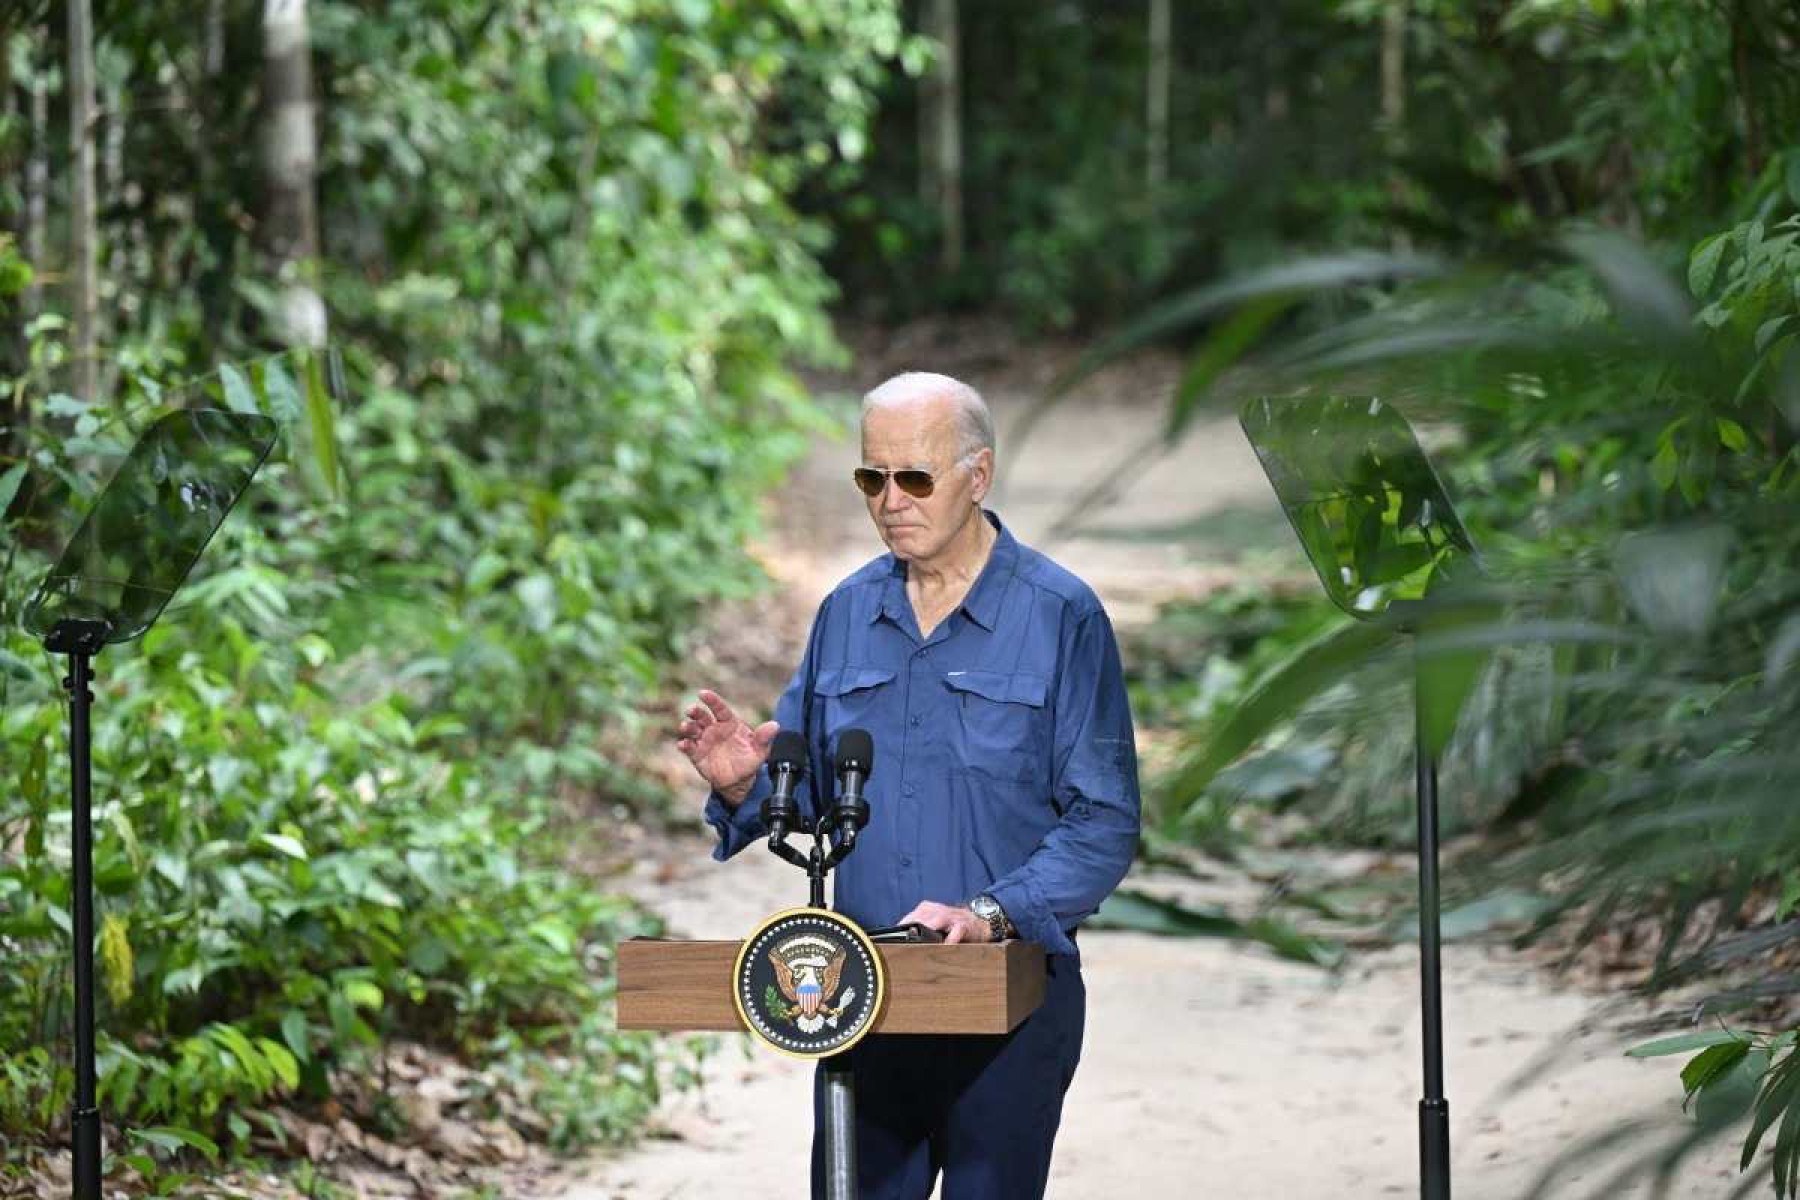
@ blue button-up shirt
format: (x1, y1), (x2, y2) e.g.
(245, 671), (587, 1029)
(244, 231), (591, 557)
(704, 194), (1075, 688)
(704, 512), (1140, 958)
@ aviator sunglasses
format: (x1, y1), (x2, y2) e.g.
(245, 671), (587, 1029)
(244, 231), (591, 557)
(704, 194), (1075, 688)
(853, 454), (974, 499)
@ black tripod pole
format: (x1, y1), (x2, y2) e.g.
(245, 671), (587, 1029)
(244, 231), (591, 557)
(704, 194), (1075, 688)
(1415, 652), (1450, 1200)
(65, 650), (101, 1200)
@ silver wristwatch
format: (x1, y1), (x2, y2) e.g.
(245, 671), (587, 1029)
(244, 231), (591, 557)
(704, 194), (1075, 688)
(970, 894), (1013, 943)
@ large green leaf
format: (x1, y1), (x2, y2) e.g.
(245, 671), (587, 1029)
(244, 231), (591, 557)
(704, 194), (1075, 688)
(1091, 888), (1342, 967)
(302, 350), (341, 500)
(1010, 250), (1445, 456)
(1154, 618), (1396, 819)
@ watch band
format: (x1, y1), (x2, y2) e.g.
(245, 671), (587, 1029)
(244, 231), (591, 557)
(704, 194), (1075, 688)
(971, 894), (1012, 942)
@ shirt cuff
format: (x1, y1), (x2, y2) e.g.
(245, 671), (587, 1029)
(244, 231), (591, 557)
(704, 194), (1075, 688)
(987, 875), (1077, 959)
(703, 773), (770, 862)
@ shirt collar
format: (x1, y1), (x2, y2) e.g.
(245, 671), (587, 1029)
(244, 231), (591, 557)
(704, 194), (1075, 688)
(871, 510), (1016, 632)
(960, 511), (1015, 631)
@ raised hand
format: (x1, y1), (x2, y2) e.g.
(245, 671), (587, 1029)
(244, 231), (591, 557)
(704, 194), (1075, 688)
(675, 689), (779, 806)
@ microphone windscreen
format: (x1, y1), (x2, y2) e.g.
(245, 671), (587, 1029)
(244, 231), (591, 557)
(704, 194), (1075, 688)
(836, 728), (874, 776)
(770, 730), (808, 770)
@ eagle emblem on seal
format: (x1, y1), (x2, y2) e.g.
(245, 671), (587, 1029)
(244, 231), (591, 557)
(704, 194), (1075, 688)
(767, 934), (857, 1034)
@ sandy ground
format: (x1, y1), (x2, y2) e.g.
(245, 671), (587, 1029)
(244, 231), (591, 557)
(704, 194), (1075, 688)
(550, 338), (1747, 1199)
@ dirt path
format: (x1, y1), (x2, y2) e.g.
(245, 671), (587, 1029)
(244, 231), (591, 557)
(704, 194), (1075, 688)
(553, 330), (1743, 1199)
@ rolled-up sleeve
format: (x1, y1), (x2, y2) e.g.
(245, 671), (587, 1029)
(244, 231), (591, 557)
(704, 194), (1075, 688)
(987, 605), (1140, 956)
(704, 777), (772, 861)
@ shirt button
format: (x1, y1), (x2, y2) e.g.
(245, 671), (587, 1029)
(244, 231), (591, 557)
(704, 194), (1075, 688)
(909, 714), (921, 727)
(903, 783), (916, 797)
(900, 855), (913, 867)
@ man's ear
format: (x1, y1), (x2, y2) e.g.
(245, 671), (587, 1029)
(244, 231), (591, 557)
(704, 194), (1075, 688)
(970, 448), (994, 504)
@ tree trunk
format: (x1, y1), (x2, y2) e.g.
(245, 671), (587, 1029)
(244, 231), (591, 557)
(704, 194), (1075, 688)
(0, 25), (12, 212)
(98, 58), (128, 401)
(1146, 0), (1171, 194)
(207, 0), (227, 78)
(68, 0), (99, 402)
(1, 21), (16, 461)
(1380, 1), (1406, 135)
(1380, 0), (1410, 250)
(263, 0), (326, 347)
(24, 28), (49, 321)
(1730, 0), (1764, 180)
(920, 0), (963, 275)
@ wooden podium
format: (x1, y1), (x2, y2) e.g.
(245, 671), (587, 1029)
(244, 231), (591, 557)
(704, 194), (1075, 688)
(617, 937), (1046, 1035)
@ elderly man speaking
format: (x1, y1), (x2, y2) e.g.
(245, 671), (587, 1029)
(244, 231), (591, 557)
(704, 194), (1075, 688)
(674, 372), (1141, 1199)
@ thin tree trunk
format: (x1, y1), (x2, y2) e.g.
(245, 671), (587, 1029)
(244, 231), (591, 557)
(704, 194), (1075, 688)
(1730, 0), (1764, 180)
(1, 21), (16, 462)
(0, 26), (12, 207)
(917, 7), (935, 212)
(1262, 5), (1288, 120)
(1380, 1), (1406, 133)
(1146, 0), (1171, 194)
(24, 30), (49, 321)
(263, 0), (326, 347)
(206, 0), (227, 78)
(98, 61), (126, 401)
(920, 0), (962, 275)
(1380, 0), (1410, 250)
(68, 0), (99, 402)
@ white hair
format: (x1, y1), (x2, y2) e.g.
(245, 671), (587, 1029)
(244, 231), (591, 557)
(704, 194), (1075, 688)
(861, 372), (995, 460)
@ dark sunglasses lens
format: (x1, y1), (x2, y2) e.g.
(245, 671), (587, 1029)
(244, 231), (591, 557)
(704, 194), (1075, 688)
(894, 470), (935, 498)
(854, 468), (937, 498)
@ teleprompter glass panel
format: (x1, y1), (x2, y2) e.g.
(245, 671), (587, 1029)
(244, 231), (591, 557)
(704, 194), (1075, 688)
(23, 409), (277, 644)
(1239, 395), (1477, 621)
(19, 345), (344, 645)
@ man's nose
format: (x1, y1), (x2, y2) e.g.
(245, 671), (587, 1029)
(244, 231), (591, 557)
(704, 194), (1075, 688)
(880, 479), (912, 510)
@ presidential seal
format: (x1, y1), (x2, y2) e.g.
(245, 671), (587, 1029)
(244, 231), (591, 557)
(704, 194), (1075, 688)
(732, 907), (885, 1059)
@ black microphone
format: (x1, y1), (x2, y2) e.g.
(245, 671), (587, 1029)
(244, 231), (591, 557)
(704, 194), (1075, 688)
(762, 730), (808, 846)
(833, 728), (874, 837)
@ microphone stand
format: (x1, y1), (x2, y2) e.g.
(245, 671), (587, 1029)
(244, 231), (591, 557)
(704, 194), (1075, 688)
(762, 756), (869, 1200)
(763, 813), (842, 910)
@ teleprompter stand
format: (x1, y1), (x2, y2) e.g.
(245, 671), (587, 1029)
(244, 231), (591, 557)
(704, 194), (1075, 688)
(41, 620), (109, 1200)
(1241, 395), (1490, 1200)
(21, 351), (341, 1199)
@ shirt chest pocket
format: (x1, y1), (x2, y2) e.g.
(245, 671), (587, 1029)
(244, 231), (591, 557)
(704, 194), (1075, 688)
(812, 666), (897, 748)
(942, 670), (1051, 781)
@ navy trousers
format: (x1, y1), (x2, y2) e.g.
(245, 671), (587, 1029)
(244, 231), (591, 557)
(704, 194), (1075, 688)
(810, 953), (1085, 1200)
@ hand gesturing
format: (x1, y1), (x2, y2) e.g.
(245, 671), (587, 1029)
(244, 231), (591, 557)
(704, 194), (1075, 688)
(675, 689), (779, 806)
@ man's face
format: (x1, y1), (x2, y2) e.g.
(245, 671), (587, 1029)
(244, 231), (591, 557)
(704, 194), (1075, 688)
(860, 397), (991, 565)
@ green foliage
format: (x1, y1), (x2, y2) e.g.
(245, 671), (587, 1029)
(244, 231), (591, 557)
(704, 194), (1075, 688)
(473, 1012), (695, 1152)
(826, 1), (1800, 329)
(1090, 888), (1343, 968)
(1106, 201), (1800, 1190)
(0, 0), (905, 1178)
(1152, 616), (1394, 834)
(1027, 10), (1800, 1171)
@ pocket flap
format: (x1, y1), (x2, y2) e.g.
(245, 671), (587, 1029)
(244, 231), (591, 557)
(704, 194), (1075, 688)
(943, 670), (1049, 707)
(813, 666), (896, 696)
